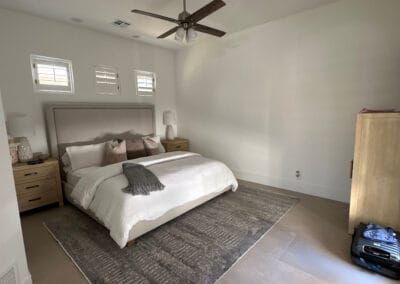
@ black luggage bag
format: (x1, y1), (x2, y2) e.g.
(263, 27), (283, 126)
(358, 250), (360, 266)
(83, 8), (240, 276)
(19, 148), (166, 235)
(351, 223), (400, 279)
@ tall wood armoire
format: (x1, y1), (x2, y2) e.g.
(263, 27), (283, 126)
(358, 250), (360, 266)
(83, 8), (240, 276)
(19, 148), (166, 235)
(348, 112), (400, 234)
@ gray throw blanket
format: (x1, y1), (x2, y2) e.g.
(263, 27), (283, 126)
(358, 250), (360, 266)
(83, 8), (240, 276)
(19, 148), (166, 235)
(122, 163), (165, 196)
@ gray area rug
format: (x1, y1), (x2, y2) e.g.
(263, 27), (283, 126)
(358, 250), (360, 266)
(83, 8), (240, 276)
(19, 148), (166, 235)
(45, 186), (297, 284)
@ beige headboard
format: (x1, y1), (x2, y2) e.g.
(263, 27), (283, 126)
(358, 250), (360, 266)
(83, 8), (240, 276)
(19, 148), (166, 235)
(45, 102), (155, 159)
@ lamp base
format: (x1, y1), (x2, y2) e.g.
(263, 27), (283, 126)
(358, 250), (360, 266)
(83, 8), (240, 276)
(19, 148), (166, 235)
(165, 125), (175, 140)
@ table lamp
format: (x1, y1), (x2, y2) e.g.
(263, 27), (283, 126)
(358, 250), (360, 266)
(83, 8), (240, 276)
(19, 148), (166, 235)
(163, 110), (177, 140)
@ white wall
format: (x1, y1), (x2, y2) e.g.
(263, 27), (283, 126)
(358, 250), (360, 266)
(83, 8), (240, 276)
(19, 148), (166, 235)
(0, 91), (31, 283)
(176, 0), (400, 202)
(0, 8), (177, 154)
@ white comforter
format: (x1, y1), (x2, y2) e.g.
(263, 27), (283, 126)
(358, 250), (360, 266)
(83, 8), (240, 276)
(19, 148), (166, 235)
(71, 151), (238, 248)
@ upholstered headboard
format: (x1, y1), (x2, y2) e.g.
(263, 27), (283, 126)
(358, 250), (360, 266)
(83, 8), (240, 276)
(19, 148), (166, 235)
(45, 102), (155, 159)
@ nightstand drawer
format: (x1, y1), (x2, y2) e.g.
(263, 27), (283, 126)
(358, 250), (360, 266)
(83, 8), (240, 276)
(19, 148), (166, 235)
(13, 165), (56, 184)
(17, 189), (58, 212)
(167, 142), (189, 151)
(15, 179), (57, 197)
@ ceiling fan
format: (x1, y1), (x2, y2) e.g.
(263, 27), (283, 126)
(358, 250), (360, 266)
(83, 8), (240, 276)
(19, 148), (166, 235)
(131, 0), (226, 43)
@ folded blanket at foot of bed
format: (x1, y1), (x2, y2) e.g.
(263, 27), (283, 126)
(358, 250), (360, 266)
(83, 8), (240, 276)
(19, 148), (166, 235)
(122, 163), (165, 195)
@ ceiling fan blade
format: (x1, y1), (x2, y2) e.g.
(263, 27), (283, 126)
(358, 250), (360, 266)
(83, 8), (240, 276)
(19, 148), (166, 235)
(194, 24), (226, 37)
(186, 0), (226, 23)
(157, 26), (179, 39)
(131, 9), (179, 24)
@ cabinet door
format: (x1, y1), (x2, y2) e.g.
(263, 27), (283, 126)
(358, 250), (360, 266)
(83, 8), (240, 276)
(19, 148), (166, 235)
(349, 114), (400, 233)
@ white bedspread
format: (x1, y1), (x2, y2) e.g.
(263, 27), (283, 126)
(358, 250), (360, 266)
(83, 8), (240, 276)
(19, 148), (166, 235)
(70, 151), (238, 248)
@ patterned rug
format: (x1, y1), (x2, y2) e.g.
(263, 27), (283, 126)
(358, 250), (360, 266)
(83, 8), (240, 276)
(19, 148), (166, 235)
(44, 186), (297, 283)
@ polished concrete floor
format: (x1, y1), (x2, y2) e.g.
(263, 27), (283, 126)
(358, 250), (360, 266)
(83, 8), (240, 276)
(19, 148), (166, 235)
(20, 181), (396, 284)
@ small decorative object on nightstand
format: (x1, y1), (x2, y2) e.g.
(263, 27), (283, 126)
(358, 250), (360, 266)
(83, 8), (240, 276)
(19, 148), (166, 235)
(161, 138), (189, 152)
(12, 158), (63, 212)
(7, 114), (34, 162)
(163, 110), (177, 140)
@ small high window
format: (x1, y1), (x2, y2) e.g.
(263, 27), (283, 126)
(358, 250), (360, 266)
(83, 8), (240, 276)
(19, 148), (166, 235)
(135, 70), (156, 96)
(94, 66), (120, 95)
(30, 54), (74, 93)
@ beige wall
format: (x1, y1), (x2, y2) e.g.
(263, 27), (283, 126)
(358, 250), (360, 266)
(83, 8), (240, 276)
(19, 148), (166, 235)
(176, 0), (400, 202)
(0, 8), (177, 154)
(0, 90), (31, 283)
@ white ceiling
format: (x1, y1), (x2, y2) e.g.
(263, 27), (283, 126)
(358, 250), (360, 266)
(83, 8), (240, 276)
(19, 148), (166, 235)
(0, 0), (338, 49)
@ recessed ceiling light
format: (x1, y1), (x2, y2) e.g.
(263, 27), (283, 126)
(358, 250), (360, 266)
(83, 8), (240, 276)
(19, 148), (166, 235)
(70, 17), (83, 23)
(112, 19), (131, 28)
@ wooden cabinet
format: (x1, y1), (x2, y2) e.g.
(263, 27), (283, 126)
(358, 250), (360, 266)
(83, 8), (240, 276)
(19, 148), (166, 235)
(161, 138), (190, 152)
(348, 113), (400, 233)
(13, 159), (63, 212)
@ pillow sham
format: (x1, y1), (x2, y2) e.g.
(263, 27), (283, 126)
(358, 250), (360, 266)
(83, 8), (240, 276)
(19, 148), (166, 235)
(142, 136), (165, 156)
(66, 142), (107, 171)
(103, 140), (127, 166)
(126, 138), (147, 159)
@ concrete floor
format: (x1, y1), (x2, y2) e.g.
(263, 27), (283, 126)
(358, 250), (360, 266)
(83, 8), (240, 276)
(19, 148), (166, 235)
(20, 181), (396, 284)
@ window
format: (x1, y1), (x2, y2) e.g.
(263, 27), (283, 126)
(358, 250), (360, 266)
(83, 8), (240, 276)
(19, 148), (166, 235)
(135, 70), (156, 96)
(94, 66), (120, 95)
(30, 54), (74, 93)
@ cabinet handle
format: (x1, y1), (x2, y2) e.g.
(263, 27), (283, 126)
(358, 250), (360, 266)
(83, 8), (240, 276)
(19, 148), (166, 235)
(26, 185), (40, 190)
(28, 197), (41, 202)
(24, 172), (38, 176)
(176, 145), (182, 148)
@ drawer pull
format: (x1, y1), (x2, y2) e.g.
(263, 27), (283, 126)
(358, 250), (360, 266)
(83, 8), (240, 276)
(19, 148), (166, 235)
(176, 145), (182, 148)
(24, 172), (38, 176)
(28, 197), (41, 202)
(26, 185), (40, 190)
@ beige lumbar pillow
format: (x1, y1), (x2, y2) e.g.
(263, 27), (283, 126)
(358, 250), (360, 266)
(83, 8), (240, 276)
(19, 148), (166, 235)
(103, 140), (127, 166)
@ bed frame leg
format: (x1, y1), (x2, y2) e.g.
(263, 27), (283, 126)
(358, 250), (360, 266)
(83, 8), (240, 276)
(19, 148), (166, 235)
(126, 239), (136, 247)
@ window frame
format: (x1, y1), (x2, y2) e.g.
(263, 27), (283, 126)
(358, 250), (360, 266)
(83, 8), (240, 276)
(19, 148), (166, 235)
(93, 65), (121, 96)
(30, 54), (75, 94)
(135, 70), (156, 96)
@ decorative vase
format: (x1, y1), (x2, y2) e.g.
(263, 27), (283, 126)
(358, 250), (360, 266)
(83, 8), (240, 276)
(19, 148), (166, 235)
(17, 137), (33, 162)
(9, 143), (19, 164)
(165, 125), (175, 140)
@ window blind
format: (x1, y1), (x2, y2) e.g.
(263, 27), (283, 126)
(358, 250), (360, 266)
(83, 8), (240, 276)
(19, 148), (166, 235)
(30, 55), (74, 93)
(135, 70), (156, 95)
(94, 66), (120, 95)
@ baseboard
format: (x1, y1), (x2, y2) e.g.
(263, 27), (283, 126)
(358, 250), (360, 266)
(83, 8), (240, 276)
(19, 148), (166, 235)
(233, 169), (349, 203)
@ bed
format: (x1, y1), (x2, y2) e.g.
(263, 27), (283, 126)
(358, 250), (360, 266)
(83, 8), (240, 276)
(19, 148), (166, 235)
(45, 103), (238, 248)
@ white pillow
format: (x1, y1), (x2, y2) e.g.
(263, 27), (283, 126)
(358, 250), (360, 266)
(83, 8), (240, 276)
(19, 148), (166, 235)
(66, 142), (107, 171)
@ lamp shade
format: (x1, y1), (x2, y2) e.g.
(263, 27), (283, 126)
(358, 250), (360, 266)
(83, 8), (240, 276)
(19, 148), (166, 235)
(7, 115), (34, 138)
(187, 28), (198, 42)
(163, 110), (177, 125)
(175, 27), (185, 42)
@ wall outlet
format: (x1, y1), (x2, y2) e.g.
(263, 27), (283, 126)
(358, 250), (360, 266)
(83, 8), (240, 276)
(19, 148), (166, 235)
(295, 170), (301, 179)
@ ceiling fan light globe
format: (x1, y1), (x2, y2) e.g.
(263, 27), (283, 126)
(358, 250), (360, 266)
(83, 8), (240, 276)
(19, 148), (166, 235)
(187, 28), (198, 42)
(175, 27), (185, 42)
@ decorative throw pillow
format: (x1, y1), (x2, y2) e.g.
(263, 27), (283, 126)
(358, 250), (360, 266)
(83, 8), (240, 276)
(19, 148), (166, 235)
(142, 136), (165, 156)
(61, 152), (72, 173)
(102, 140), (127, 166)
(126, 138), (147, 159)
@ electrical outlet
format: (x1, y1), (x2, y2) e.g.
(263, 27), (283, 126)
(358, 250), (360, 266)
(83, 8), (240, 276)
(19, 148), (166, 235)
(295, 170), (301, 179)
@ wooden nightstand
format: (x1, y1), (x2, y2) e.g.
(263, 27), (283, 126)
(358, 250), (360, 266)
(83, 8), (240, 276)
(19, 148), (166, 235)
(12, 158), (63, 212)
(161, 138), (190, 152)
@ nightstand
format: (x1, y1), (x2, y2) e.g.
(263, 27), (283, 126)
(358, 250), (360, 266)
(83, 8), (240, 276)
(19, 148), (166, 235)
(12, 158), (63, 212)
(161, 138), (190, 152)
